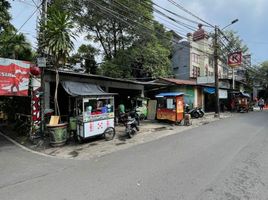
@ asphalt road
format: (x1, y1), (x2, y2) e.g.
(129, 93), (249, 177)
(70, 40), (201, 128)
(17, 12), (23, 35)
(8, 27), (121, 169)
(0, 111), (268, 200)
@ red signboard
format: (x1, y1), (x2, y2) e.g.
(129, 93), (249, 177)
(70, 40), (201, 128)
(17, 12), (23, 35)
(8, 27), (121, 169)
(0, 58), (31, 96)
(228, 51), (242, 67)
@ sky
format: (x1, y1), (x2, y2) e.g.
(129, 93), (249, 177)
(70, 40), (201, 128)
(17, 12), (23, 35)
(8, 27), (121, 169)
(10, 0), (268, 66)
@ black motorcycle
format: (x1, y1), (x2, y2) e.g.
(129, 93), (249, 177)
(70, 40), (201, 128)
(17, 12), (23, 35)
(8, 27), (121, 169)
(197, 107), (205, 118)
(185, 104), (200, 118)
(125, 110), (139, 138)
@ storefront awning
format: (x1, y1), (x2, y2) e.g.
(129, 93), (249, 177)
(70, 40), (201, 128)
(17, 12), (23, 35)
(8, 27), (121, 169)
(155, 92), (184, 97)
(61, 81), (114, 96)
(203, 87), (215, 94)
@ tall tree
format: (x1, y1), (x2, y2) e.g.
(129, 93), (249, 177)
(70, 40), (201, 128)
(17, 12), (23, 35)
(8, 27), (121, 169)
(0, 0), (12, 34)
(0, 0), (33, 61)
(41, 8), (76, 115)
(77, 44), (98, 74)
(100, 21), (172, 79)
(71, 0), (172, 79)
(71, 0), (153, 60)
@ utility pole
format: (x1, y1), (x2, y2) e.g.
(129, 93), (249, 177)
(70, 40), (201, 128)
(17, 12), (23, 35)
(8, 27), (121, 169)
(39, 0), (48, 137)
(214, 26), (220, 117)
(232, 68), (235, 89)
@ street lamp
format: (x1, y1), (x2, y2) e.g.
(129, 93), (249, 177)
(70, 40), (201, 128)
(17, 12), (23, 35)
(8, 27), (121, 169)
(214, 19), (239, 117)
(222, 19), (239, 30)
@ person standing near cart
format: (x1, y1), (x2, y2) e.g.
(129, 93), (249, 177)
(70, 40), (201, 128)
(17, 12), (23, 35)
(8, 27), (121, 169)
(258, 98), (265, 111)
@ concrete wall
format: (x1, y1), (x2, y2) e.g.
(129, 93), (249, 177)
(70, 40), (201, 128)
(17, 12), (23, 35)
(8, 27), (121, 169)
(172, 41), (190, 80)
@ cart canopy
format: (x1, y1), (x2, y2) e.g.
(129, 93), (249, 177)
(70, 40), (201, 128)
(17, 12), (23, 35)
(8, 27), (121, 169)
(61, 81), (115, 96)
(155, 92), (184, 97)
(230, 91), (251, 98)
(240, 92), (251, 98)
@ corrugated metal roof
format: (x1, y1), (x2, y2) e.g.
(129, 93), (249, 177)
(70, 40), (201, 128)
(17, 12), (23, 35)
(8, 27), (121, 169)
(160, 78), (197, 85)
(45, 69), (165, 86)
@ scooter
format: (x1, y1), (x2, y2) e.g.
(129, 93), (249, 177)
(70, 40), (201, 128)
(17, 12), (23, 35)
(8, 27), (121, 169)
(125, 110), (139, 138)
(185, 104), (200, 118)
(197, 107), (205, 118)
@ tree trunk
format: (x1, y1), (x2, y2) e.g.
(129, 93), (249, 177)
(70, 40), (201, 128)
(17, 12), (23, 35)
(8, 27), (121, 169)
(113, 21), (117, 57)
(95, 27), (111, 59)
(54, 69), (60, 117)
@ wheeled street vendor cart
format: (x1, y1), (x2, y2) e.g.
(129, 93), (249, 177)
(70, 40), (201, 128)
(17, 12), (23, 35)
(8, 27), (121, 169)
(75, 95), (116, 142)
(155, 92), (184, 124)
(61, 81), (116, 143)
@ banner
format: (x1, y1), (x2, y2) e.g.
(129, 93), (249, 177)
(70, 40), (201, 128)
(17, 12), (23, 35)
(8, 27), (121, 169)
(0, 58), (31, 96)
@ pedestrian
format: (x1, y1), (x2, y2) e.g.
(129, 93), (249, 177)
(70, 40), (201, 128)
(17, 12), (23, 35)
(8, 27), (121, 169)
(258, 98), (265, 111)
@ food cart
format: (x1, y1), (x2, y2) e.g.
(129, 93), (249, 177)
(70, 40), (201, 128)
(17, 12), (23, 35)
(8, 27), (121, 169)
(155, 92), (184, 124)
(75, 95), (116, 142)
(61, 81), (116, 142)
(234, 92), (251, 112)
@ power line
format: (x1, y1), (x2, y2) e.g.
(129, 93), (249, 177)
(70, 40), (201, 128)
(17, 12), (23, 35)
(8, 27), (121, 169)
(112, 0), (208, 39)
(5, 1), (43, 44)
(80, 0), (213, 58)
(167, 0), (214, 28)
(152, 1), (201, 26)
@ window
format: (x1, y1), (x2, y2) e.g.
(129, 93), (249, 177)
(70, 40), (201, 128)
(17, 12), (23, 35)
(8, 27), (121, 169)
(192, 53), (200, 64)
(192, 66), (201, 77)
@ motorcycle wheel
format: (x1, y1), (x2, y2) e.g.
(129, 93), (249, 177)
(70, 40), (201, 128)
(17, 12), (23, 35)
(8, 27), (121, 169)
(126, 125), (136, 138)
(139, 114), (145, 121)
(199, 111), (204, 118)
(192, 111), (199, 118)
(104, 127), (115, 141)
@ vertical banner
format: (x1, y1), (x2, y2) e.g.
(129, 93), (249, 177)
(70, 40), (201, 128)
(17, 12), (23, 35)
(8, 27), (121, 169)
(31, 77), (41, 135)
(0, 58), (30, 96)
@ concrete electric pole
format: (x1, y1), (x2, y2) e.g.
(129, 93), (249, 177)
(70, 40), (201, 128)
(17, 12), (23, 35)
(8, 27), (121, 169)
(214, 26), (220, 117)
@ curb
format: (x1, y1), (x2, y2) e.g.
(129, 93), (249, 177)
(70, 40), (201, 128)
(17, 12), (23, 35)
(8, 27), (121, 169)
(0, 131), (63, 159)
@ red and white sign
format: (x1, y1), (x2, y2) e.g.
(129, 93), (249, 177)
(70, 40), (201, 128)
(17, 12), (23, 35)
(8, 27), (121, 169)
(0, 58), (31, 96)
(228, 51), (242, 67)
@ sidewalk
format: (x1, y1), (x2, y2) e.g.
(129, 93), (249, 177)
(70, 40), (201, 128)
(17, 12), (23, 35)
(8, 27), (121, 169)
(1, 112), (233, 160)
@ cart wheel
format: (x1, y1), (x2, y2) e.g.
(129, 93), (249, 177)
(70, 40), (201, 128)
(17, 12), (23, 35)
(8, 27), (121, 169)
(75, 134), (84, 144)
(104, 127), (115, 141)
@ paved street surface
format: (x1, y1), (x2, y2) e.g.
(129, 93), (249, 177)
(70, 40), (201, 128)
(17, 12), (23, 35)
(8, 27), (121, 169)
(37, 113), (232, 159)
(0, 111), (268, 200)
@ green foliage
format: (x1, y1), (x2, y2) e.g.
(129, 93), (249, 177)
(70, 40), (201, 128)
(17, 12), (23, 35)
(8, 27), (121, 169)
(40, 5), (76, 115)
(0, 0), (12, 33)
(71, 0), (154, 60)
(41, 9), (76, 66)
(69, 44), (99, 74)
(219, 30), (249, 63)
(101, 21), (172, 79)
(0, 0), (33, 61)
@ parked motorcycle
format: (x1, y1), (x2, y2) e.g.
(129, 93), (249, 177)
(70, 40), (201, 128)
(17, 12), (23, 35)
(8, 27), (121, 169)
(125, 110), (139, 138)
(117, 108), (140, 126)
(185, 104), (200, 118)
(197, 107), (205, 118)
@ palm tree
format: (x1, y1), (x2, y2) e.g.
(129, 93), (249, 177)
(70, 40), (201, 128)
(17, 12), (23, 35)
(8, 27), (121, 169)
(11, 33), (32, 60)
(42, 10), (76, 116)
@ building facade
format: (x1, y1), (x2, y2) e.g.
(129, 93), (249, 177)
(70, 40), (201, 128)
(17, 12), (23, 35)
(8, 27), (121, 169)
(172, 24), (228, 81)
